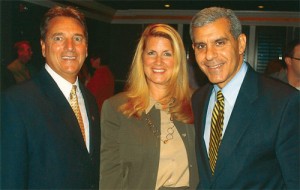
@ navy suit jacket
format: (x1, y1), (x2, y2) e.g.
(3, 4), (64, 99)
(1, 68), (100, 189)
(192, 66), (299, 189)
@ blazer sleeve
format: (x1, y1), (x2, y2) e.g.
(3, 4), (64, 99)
(276, 91), (300, 189)
(99, 98), (123, 190)
(1, 93), (29, 188)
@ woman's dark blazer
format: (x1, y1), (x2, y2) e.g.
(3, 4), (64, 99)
(100, 92), (199, 190)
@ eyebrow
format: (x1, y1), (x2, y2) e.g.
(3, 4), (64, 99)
(73, 33), (85, 37)
(215, 37), (229, 42)
(50, 33), (85, 37)
(194, 37), (229, 44)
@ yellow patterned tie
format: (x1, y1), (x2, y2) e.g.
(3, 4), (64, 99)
(209, 90), (224, 175)
(70, 85), (86, 143)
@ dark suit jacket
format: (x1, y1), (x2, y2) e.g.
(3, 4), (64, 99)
(192, 66), (299, 189)
(1, 68), (100, 189)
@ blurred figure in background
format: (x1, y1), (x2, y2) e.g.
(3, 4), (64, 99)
(86, 51), (114, 113)
(1, 63), (16, 90)
(6, 40), (32, 83)
(271, 39), (300, 90)
(264, 59), (283, 76)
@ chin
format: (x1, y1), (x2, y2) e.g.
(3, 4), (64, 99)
(208, 77), (225, 84)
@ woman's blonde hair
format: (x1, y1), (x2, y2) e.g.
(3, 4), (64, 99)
(119, 24), (193, 123)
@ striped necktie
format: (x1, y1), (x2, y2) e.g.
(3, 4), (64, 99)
(70, 85), (86, 143)
(209, 90), (224, 175)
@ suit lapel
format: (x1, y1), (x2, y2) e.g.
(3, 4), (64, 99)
(79, 82), (98, 155)
(193, 84), (214, 186)
(200, 86), (213, 172)
(36, 68), (88, 152)
(213, 67), (259, 179)
(141, 106), (161, 140)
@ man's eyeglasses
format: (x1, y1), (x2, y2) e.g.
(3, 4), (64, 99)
(291, 57), (300, 61)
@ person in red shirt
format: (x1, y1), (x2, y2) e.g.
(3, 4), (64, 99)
(86, 52), (115, 113)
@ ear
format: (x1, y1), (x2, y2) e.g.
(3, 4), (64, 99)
(40, 40), (46, 57)
(285, 57), (292, 66)
(238, 33), (247, 55)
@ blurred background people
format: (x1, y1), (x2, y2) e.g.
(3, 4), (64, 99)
(6, 40), (33, 83)
(1, 63), (16, 90)
(86, 51), (115, 113)
(271, 39), (300, 90)
(1, 6), (100, 189)
(100, 24), (198, 190)
(264, 59), (283, 76)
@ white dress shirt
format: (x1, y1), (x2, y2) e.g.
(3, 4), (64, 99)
(45, 64), (90, 152)
(204, 62), (248, 154)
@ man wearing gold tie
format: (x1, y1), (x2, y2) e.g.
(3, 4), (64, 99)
(1, 6), (100, 189)
(190, 7), (299, 189)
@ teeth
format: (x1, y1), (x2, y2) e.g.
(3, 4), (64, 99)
(208, 64), (222, 69)
(153, 69), (164, 73)
(62, 56), (75, 60)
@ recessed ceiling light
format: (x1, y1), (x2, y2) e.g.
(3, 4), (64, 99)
(164, 4), (171, 8)
(258, 5), (264, 9)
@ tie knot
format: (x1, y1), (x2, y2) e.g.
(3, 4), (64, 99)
(70, 85), (77, 98)
(71, 85), (77, 92)
(216, 90), (224, 102)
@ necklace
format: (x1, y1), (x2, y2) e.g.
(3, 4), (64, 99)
(144, 113), (175, 144)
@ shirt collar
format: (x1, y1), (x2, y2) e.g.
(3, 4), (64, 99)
(146, 97), (160, 114)
(145, 96), (174, 114)
(213, 62), (248, 106)
(45, 64), (79, 100)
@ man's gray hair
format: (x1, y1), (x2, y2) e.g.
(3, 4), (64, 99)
(190, 7), (242, 42)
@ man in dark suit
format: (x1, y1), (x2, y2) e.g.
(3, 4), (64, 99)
(1, 6), (100, 189)
(190, 7), (299, 189)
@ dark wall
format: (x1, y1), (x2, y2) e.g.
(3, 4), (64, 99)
(109, 24), (144, 92)
(85, 18), (111, 72)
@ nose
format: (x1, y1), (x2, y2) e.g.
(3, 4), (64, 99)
(205, 45), (217, 61)
(154, 55), (163, 66)
(65, 38), (75, 51)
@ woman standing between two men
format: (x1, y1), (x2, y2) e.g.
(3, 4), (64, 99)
(100, 24), (199, 189)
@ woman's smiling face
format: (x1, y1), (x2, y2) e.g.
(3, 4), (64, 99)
(143, 36), (175, 90)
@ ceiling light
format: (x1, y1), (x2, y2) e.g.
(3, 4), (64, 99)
(258, 5), (264, 9)
(164, 4), (171, 8)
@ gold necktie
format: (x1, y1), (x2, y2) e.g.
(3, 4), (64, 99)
(209, 90), (224, 175)
(70, 85), (86, 143)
